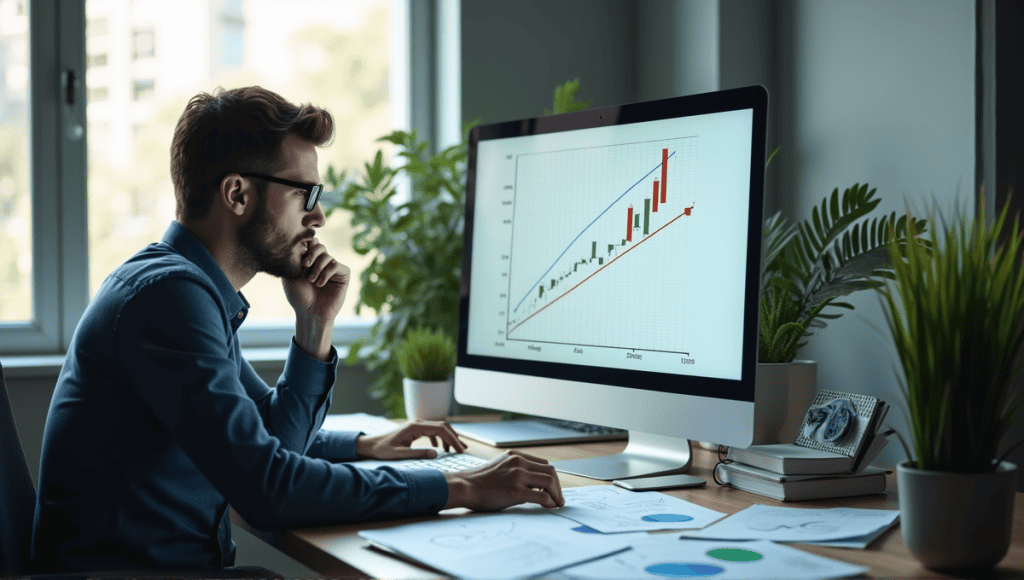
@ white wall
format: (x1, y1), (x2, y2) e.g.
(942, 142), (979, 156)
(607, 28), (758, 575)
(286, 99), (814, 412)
(460, 0), (639, 124)
(461, 0), (981, 471)
(771, 0), (975, 468)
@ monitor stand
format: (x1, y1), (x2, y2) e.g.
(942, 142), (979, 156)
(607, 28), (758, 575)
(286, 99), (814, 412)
(551, 431), (693, 481)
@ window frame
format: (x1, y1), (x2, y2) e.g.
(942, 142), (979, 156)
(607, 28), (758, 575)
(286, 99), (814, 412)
(0, 0), (88, 355)
(0, 0), (457, 356)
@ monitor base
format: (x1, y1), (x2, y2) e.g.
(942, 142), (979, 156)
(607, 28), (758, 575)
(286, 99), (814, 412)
(551, 431), (693, 480)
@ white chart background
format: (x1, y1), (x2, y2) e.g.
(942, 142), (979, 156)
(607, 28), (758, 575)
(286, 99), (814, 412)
(467, 109), (755, 380)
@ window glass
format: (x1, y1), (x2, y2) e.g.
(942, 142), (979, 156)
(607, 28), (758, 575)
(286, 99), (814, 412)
(86, 0), (393, 322)
(0, 0), (32, 323)
(130, 27), (153, 60)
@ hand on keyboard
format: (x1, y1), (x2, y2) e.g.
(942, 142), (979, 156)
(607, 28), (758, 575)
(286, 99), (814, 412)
(442, 450), (565, 512)
(354, 419), (468, 460)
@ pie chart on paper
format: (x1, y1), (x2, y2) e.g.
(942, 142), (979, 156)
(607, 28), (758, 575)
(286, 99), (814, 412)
(641, 514), (695, 523)
(644, 563), (725, 577)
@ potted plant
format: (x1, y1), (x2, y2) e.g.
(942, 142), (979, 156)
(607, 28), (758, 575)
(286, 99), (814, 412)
(881, 197), (1024, 571)
(751, 182), (926, 442)
(395, 328), (457, 420)
(321, 79), (589, 417)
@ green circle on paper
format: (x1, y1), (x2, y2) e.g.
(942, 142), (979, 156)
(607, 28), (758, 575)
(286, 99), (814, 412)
(706, 548), (763, 562)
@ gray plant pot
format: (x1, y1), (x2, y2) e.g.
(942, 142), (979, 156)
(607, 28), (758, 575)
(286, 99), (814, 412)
(753, 360), (818, 444)
(696, 360), (817, 449)
(897, 461), (1019, 571)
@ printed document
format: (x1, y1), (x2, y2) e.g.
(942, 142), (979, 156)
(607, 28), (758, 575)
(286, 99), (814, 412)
(552, 485), (726, 533)
(679, 504), (899, 543)
(551, 538), (868, 580)
(359, 509), (629, 579)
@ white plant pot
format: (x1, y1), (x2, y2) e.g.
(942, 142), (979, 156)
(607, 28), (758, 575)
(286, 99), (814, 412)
(402, 378), (453, 421)
(897, 461), (1019, 571)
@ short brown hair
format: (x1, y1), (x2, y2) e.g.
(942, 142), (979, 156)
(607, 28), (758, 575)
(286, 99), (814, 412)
(170, 86), (334, 221)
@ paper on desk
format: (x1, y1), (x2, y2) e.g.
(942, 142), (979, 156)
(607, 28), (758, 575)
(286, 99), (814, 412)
(321, 413), (398, 435)
(806, 523), (897, 550)
(551, 485), (726, 533)
(358, 509), (630, 580)
(551, 538), (868, 580)
(678, 504), (899, 544)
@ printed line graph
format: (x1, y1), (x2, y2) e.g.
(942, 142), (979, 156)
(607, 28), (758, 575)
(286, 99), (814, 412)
(504, 137), (698, 353)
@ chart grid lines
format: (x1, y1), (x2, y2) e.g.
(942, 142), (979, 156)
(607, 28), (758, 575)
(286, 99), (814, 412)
(504, 136), (698, 352)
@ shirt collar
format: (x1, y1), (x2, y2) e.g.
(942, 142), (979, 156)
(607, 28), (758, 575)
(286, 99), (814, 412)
(160, 221), (250, 326)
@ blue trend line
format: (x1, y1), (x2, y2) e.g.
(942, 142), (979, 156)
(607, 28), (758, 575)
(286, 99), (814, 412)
(513, 151), (677, 313)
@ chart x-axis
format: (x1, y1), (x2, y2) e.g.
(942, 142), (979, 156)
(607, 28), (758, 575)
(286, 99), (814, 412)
(506, 338), (690, 356)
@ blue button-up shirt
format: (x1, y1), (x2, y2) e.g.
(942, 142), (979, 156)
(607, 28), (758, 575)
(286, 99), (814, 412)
(32, 222), (448, 572)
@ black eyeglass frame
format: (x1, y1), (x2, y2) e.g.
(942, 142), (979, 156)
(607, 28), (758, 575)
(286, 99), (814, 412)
(240, 172), (323, 211)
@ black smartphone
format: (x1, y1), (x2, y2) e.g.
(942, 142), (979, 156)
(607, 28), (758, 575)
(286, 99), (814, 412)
(612, 474), (707, 491)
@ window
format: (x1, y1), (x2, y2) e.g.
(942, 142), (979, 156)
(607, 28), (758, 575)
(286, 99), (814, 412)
(85, 0), (406, 346)
(223, 25), (243, 66)
(86, 16), (107, 36)
(0, 0), (86, 353)
(131, 78), (153, 100)
(88, 86), (108, 101)
(130, 27), (153, 60)
(1, 0), (436, 355)
(0, 0), (32, 323)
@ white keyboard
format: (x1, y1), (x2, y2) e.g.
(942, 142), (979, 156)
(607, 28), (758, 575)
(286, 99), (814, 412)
(397, 453), (489, 473)
(353, 452), (490, 473)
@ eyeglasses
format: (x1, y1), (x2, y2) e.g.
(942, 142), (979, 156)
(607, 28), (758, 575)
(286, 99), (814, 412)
(241, 172), (323, 212)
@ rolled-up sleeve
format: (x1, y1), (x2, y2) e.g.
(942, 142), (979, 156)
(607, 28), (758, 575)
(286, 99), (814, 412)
(116, 276), (449, 529)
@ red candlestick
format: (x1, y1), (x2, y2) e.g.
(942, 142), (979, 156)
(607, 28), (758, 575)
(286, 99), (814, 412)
(661, 148), (668, 204)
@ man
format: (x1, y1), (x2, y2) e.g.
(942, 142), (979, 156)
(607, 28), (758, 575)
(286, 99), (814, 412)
(32, 86), (564, 572)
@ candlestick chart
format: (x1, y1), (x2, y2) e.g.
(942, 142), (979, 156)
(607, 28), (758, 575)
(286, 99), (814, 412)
(500, 136), (698, 354)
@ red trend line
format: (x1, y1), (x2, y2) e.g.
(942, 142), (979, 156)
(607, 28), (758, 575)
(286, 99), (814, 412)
(509, 207), (694, 335)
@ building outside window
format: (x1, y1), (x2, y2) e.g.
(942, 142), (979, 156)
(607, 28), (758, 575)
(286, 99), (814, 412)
(86, 0), (395, 326)
(131, 77), (154, 100)
(0, 0), (32, 323)
(1, 0), (415, 352)
(130, 27), (154, 60)
(87, 52), (108, 67)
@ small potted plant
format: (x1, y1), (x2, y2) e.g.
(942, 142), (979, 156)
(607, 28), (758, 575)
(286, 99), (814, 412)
(396, 328), (457, 420)
(881, 197), (1023, 571)
(753, 182), (925, 442)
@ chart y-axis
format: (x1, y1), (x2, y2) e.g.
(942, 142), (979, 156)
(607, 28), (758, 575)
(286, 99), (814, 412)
(505, 153), (518, 336)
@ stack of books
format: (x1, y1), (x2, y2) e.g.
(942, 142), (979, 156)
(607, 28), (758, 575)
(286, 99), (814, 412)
(716, 391), (892, 502)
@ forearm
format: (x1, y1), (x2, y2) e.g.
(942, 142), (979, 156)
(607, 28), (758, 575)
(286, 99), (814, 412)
(442, 472), (471, 509)
(294, 315), (333, 361)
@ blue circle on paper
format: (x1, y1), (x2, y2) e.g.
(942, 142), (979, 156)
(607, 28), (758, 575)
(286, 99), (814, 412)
(572, 525), (601, 534)
(642, 514), (695, 523)
(644, 563), (725, 577)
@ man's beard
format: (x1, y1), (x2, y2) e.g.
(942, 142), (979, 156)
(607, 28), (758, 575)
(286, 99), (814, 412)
(237, 198), (312, 280)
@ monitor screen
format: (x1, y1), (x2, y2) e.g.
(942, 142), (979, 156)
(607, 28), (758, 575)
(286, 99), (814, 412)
(456, 86), (768, 479)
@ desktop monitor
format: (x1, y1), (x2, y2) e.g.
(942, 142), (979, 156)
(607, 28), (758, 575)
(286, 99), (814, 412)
(455, 85), (768, 480)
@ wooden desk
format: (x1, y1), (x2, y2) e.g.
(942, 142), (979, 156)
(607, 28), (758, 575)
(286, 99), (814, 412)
(235, 433), (1024, 579)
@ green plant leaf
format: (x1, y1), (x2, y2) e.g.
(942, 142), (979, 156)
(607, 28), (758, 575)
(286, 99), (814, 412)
(760, 182), (926, 361)
(544, 78), (591, 116)
(881, 195), (1024, 471)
